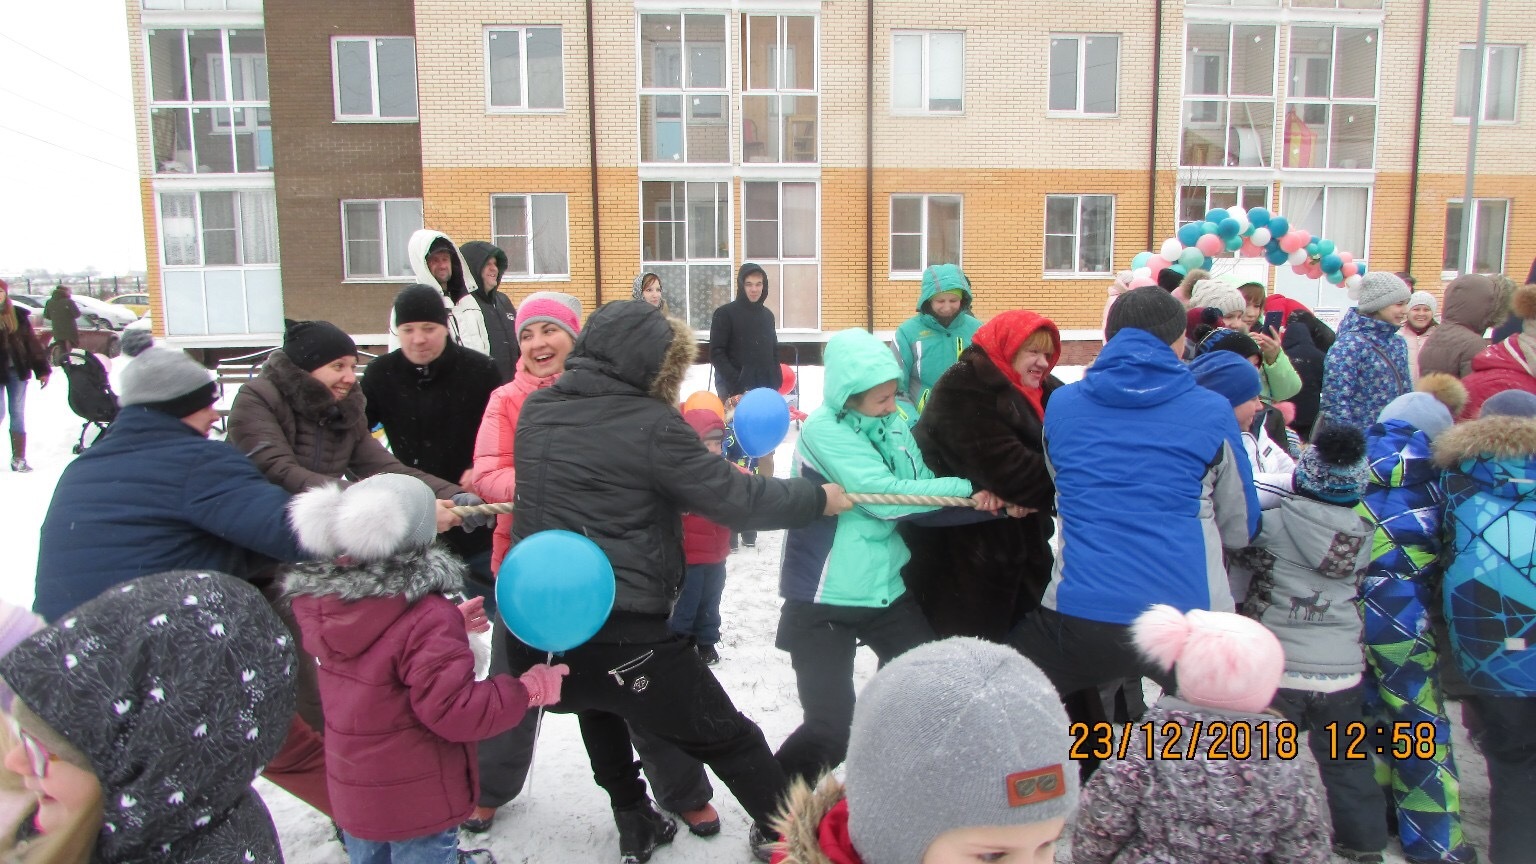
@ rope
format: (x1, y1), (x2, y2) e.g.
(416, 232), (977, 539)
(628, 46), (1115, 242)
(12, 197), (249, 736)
(450, 492), (976, 517)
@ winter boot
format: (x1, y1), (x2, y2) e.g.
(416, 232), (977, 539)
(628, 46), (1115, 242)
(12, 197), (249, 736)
(672, 803), (720, 837)
(9, 432), (29, 473)
(749, 822), (781, 862)
(613, 801), (676, 864)
(696, 644), (720, 666)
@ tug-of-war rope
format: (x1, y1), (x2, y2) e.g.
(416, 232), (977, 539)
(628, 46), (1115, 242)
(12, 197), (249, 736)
(450, 492), (978, 518)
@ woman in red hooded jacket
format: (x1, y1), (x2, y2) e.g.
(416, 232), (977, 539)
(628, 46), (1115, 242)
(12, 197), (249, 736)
(1461, 284), (1536, 419)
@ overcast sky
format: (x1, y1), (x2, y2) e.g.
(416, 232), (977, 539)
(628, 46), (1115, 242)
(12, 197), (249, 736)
(0, 1), (144, 275)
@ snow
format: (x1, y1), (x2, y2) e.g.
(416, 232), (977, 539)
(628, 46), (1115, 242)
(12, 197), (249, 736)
(1, 357), (1488, 863)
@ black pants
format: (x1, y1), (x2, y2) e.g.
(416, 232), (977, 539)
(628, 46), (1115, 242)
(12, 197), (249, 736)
(1272, 685), (1389, 854)
(772, 597), (935, 784)
(1008, 606), (1176, 696)
(1467, 694), (1536, 864)
(476, 621), (713, 813)
(503, 621), (784, 826)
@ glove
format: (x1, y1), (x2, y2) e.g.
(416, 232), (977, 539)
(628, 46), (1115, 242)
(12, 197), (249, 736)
(451, 492), (493, 532)
(519, 663), (570, 707)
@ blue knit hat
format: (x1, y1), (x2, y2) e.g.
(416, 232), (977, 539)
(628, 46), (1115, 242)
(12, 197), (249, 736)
(1189, 351), (1262, 408)
(1377, 392), (1454, 441)
(1481, 390), (1536, 419)
(1294, 426), (1369, 504)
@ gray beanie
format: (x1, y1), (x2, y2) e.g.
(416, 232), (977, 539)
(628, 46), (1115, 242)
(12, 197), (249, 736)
(1378, 392), (1454, 441)
(1357, 272), (1412, 314)
(1408, 290), (1438, 316)
(1481, 390), (1536, 420)
(1105, 286), (1187, 345)
(117, 332), (217, 415)
(1189, 279), (1246, 316)
(845, 638), (1078, 864)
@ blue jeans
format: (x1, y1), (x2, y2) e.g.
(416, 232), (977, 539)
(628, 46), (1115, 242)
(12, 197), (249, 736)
(0, 373), (25, 433)
(343, 828), (459, 864)
(669, 561), (726, 645)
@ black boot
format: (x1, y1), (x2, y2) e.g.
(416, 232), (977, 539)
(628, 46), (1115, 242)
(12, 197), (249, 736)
(749, 822), (781, 862)
(613, 801), (676, 864)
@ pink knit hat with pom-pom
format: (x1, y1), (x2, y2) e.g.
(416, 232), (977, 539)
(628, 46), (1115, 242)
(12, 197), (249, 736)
(1132, 604), (1284, 714)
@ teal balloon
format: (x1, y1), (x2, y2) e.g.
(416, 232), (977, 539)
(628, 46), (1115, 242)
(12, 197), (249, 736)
(1248, 207), (1271, 227)
(1203, 256), (1216, 270)
(497, 530), (616, 652)
(1178, 247), (1205, 269)
(1177, 222), (1204, 247)
(1268, 217), (1290, 238)
(1357, 262), (1368, 275)
(1224, 235), (1244, 252)
(735, 387), (791, 458)
(1131, 251), (1154, 269)
(1217, 218), (1241, 239)
(1327, 270), (1345, 285)
(1305, 242), (1320, 257)
(1205, 208), (1230, 224)
(1317, 239), (1336, 256)
(1320, 254), (1343, 274)
(1201, 221), (1219, 236)
(1169, 264), (1188, 277)
(1265, 247), (1290, 266)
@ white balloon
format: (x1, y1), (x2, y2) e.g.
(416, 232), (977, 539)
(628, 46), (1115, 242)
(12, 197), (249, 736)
(1160, 238), (1183, 259)
(1132, 266), (1153, 280)
(1346, 274), (1363, 290)
(1288, 248), (1308, 266)
(1251, 227), (1272, 247)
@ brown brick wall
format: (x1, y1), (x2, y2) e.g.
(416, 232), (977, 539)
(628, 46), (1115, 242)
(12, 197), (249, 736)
(265, 0), (423, 334)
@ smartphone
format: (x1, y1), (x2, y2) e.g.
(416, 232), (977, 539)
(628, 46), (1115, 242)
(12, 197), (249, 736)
(1262, 310), (1285, 334)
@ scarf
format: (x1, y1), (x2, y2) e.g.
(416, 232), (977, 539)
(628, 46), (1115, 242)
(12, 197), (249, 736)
(970, 310), (1060, 421)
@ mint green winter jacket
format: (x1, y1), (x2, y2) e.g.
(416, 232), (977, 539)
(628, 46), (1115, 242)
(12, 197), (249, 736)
(894, 264), (981, 412)
(793, 329), (974, 607)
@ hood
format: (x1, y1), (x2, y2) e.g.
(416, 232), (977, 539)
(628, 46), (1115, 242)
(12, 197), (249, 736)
(1282, 315), (1319, 352)
(683, 407), (725, 440)
(772, 779), (860, 864)
(1365, 419), (1440, 489)
(1435, 414), (1536, 468)
(1271, 494), (1371, 565)
(407, 229), (475, 304)
(1441, 273), (1512, 331)
(285, 545), (464, 659)
(1079, 328), (1197, 410)
(563, 300), (696, 406)
(823, 329), (903, 410)
(1338, 307), (1401, 340)
(0, 572), (294, 861)
(1470, 335), (1536, 380)
(916, 263), (974, 315)
(459, 241), (509, 296)
(736, 263), (771, 305)
(261, 348), (366, 427)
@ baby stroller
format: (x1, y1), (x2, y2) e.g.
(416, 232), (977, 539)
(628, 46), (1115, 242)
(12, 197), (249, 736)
(61, 348), (118, 454)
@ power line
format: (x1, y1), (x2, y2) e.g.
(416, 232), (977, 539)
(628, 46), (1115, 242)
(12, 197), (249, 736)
(0, 123), (136, 173)
(0, 32), (132, 103)
(0, 86), (135, 142)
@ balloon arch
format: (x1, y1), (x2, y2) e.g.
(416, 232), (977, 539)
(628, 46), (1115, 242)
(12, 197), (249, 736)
(1129, 206), (1366, 292)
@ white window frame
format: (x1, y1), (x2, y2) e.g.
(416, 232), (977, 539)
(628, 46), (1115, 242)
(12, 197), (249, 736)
(1177, 183), (1271, 225)
(1454, 44), (1521, 124)
(490, 194), (571, 281)
(742, 179), (821, 330)
(636, 13), (731, 166)
(339, 198), (423, 281)
(638, 180), (734, 329)
(484, 26), (565, 113)
(742, 14), (820, 165)
(1180, 22), (1278, 169)
(1282, 25), (1380, 171)
(1043, 194), (1115, 278)
(1047, 34), (1120, 117)
(146, 27), (271, 176)
(156, 188), (279, 268)
(889, 194), (964, 279)
(331, 37), (418, 123)
(1442, 198), (1510, 278)
(890, 30), (964, 115)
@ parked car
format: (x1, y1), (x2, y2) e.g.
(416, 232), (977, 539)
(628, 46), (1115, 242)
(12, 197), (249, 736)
(75, 295), (138, 329)
(108, 293), (151, 317)
(32, 316), (122, 361)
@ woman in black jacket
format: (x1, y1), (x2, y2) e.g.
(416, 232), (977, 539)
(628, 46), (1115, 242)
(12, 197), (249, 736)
(0, 279), (51, 472)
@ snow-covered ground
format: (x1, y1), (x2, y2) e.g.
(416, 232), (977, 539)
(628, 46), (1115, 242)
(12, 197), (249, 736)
(2, 358), (1487, 863)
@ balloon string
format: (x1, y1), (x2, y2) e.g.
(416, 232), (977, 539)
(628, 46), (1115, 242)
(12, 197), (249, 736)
(525, 650), (552, 798)
(452, 493), (977, 518)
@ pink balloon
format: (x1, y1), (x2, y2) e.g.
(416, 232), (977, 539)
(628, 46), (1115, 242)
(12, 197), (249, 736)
(1278, 233), (1305, 253)
(1240, 239), (1264, 258)
(1147, 255), (1170, 275)
(1339, 251), (1354, 265)
(1291, 264), (1309, 276)
(1307, 263), (1324, 279)
(1196, 234), (1224, 256)
(1342, 262), (1359, 278)
(1290, 229), (1311, 249)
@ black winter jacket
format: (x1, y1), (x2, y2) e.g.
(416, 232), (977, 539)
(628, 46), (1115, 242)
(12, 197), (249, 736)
(513, 300), (823, 626)
(709, 263), (782, 397)
(460, 241), (520, 382)
(1282, 312), (1328, 440)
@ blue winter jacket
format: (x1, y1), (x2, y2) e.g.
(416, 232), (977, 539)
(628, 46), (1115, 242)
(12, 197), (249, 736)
(1319, 309), (1411, 434)
(1041, 329), (1257, 625)
(1357, 419), (1446, 584)
(34, 406), (304, 622)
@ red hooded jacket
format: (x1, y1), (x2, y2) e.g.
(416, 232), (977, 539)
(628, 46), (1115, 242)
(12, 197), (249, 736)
(1461, 335), (1536, 419)
(682, 409), (735, 565)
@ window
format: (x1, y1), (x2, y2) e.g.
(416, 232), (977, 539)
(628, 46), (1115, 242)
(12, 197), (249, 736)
(332, 37), (418, 121)
(1179, 184), (1269, 224)
(640, 181), (732, 327)
(1276, 184), (1370, 306)
(891, 31), (963, 114)
(147, 28), (270, 174)
(485, 27), (563, 111)
(1044, 195), (1113, 276)
(1443, 199), (1509, 275)
(1455, 46), (1521, 123)
(1049, 35), (1119, 115)
(1284, 26), (1378, 169)
(157, 190), (281, 336)
(1290, 0), (1382, 8)
(890, 195), (962, 277)
(341, 199), (424, 279)
(741, 15), (818, 163)
(743, 181), (819, 329)
(143, 0), (260, 9)
(1181, 24), (1276, 168)
(639, 14), (728, 164)
(490, 194), (570, 279)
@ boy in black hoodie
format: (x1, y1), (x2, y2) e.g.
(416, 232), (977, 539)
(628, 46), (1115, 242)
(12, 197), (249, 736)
(709, 263), (784, 527)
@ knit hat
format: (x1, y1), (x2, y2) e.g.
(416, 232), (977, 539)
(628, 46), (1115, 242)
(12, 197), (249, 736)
(1480, 389), (1536, 419)
(1105, 286), (1187, 345)
(683, 408), (725, 442)
(1133, 605), (1284, 715)
(0, 602), (44, 713)
(1189, 279), (1246, 316)
(1407, 290), (1437, 315)
(117, 329), (218, 417)
(288, 473), (438, 563)
(283, 320), (357, 372)
(1378, 392), (1455, 441)
(1197, 327), (1260, 360)
(1156, 267), (1184, 293)
(1189, 350), (1262, 408)
(393, 283), (449, 327)
(515, 291), (583, 341)
(1294, 425), (1369, 504)
(844, 638), (1077, 864)
(1355, 272), (1412, 314)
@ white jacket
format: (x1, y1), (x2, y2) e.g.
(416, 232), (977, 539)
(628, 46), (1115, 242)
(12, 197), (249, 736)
(387, 229), (491, 356)
(1244, 424), (1297, 511)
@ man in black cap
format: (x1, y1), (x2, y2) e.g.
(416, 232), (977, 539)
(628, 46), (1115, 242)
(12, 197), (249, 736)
(363, 284), (501, 596)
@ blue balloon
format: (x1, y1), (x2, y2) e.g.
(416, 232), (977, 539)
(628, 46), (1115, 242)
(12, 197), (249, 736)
(1217, 218), (1241, 239)
(1267, 217), (1290, 239)
(735, 387), (791, 458)
(1357, 262), (1368, 275)
(1177, 222), (1204, 247)
(1131, 251), (1153, 270)
(1248, 207), (1271, 227)
(1320, 253), (1344, 274)
(1203, 256), (1216, 270)
(1205, 208), (1230, 224)
(497, 530), (616, 653)
(1265, 248), (1290, 266)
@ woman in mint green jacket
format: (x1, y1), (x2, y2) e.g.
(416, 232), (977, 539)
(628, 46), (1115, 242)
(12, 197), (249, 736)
(774, 327), (996, 784)
(894, 264), (981, 413)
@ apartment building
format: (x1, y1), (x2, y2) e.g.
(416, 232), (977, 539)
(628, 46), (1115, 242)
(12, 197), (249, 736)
(124, 0), (1535, 346)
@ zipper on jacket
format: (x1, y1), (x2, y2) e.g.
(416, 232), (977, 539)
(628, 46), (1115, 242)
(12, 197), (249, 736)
(608, 650), (654, 688)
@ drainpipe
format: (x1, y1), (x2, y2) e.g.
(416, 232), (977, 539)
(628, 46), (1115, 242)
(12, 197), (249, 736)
(1146, 0), (1164, 250)
(1405, 0), (1430, 273)
(1458, 0), (1490, 277)
(586, 0), (604, 303)
(865, 0), (875, 331)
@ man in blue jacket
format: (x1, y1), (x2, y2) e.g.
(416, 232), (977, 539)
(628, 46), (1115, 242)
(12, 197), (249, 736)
(1011, 286), (1258, 699)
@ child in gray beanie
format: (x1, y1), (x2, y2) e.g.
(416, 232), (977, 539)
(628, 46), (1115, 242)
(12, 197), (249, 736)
(771, 638), (1077, 864)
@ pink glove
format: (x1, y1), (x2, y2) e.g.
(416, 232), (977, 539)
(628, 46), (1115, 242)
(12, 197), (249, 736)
(458, 596), (490, 634)
(519, 663), (570, 707)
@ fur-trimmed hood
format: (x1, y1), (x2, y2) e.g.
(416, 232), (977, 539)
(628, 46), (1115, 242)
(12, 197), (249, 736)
(560, 300), (695, 407)
(1435, 415), (1536, 467)
(259, 348), (366, 427)
(772, 778), (860, 864)
(284, 545), (465, 660)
